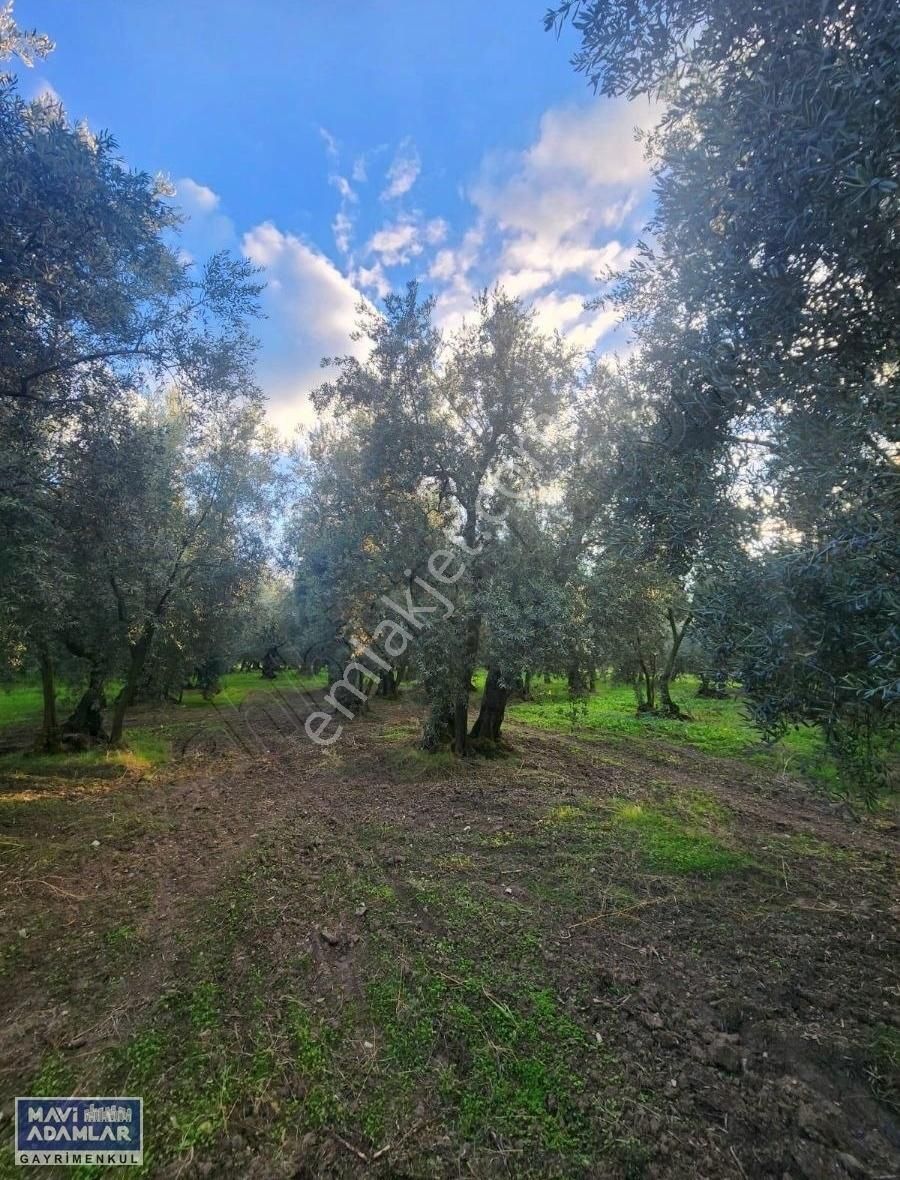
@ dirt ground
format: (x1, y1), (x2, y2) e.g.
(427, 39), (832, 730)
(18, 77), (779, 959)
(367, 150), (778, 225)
(0, 688), (897, 1179)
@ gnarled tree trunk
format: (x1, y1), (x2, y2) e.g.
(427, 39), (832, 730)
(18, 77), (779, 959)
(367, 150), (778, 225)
(636, 653), (656, 713)
(470, 665), (509, 744)
(63, 662), (107, 739)
(422, 702), (454, 751)
(658, 609), (693, 719)
(109, 623), (154, 746)
(568, 662), (588, 698)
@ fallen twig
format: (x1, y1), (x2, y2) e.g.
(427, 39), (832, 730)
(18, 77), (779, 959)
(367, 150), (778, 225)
(39, 879), (88, 902)
(371, 1117), (432, 1162)
(566, 895), (675, 934)
(730, 1145), (747, 1178)
(331, 1131), (368, 1163)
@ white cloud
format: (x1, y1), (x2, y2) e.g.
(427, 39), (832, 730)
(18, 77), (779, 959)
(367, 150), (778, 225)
(352, 261), (391, 300)
(424, 217), (448, 245)
(468, 99), (652, 293)
(242, 221), (372, 435)
(429, 225), (486, 335)
(429, 98), (654, 347)
(531, 291), (588, 335)
(174, 177), (237, 254)
(330, 173), (356, 203)
(319, 126), (339, 162)
(567, 305), (621, 351)
(532, 294), (621, 352)
(381, 138), (421, 200)
(166, 99), (653, 435)
(368, 218), (419, 265)
(332, 211), (353, 256)
(525, 101), (652, 186)
(318, 126), (358, 257)
(367, 214), (447, 267)
(176, 177), (220, 213)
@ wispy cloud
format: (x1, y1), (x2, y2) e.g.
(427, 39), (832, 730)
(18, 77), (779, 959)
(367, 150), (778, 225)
(170, 98), (654, 433)
(320, 126), (358, 257)
(352, 261), (391, 300)
(367, 213), (446, 267)
(381, 137), (421, 200)
(430, 98), (655, 348)
(172, 176), (371, 435)
(332, 211), (353, 255)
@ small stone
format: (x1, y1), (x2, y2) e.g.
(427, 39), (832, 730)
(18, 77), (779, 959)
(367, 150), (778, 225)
(17, 929), (26, 938)
(319, 928), (340, 946)
(642, 1011), (664, 1030)
(91, 839), (100, 848)
(354, 904), (367, 917)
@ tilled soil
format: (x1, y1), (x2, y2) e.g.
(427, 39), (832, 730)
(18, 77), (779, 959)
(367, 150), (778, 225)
(0, 690), (897, 1179)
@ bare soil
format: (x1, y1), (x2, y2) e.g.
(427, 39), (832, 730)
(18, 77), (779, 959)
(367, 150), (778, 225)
(0, 689), (897, 1179)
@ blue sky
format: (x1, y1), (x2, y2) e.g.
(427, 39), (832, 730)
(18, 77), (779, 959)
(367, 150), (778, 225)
(16, 0), (657, 432)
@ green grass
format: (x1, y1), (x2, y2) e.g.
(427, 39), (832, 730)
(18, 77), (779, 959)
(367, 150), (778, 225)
(0, 682), (56, 726)
(0, 723), (170, 780)
(507, 675), (835, 786)
(613, 801), (749, 875)
(179, 668), (329, 709)
(0, 828), (644, 1180)
(366, 959), (598, 1154)
(0, 669), (329, 732)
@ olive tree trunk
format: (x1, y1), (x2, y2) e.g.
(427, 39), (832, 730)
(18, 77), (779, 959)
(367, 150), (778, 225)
(63, 661), (108, 739)
(658, 609), (693, 720)
(109, 624), (154, 746)
(469, 666), (510, 744)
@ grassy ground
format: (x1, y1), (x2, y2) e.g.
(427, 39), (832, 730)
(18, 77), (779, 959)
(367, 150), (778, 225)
(504, 675), (838, 792)
(0, 686), (896, 1178)
(0, 669), (330, 723)
(0, 669), (330, 768)
(176, 669), (329, 710)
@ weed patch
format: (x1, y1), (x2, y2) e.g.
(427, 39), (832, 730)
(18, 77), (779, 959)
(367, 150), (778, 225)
(613, 801), (748, 875)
